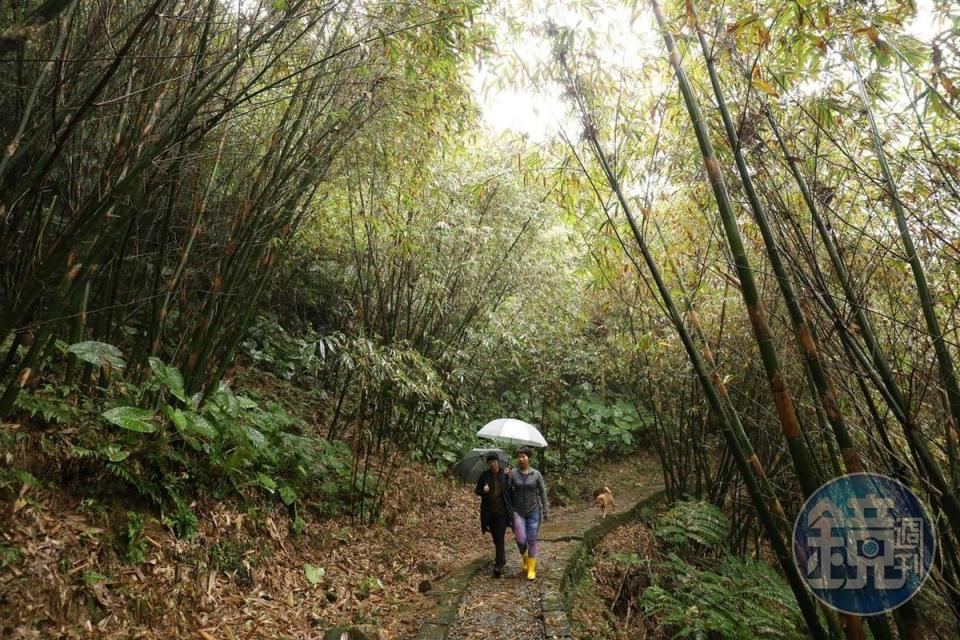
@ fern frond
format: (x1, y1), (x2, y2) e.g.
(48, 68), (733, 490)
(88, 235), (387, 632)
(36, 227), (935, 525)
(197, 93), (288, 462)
(655, 500), (728, 551)
(640, 553), (804, 640)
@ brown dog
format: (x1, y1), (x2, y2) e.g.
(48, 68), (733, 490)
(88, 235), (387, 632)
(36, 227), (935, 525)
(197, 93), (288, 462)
(596, 486), (615, 518)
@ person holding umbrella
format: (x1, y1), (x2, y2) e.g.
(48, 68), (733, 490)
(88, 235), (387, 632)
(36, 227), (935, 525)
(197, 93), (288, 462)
(509, 446), (549, 580)
(474, 452), (513, 577)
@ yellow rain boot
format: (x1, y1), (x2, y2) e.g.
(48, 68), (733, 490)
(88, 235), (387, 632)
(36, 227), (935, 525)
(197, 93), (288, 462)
(521, 550), (530, 572)
(527, 557), (537, 581)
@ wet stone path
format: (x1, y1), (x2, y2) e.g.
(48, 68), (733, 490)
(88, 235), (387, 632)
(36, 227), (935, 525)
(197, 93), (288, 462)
(417, 481), (663, 640)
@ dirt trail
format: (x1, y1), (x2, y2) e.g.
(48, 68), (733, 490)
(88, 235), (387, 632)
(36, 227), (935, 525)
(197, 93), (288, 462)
(422, 466), (663, 640)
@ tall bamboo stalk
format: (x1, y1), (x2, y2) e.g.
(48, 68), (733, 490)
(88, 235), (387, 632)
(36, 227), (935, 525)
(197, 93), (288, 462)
(649, 0), (821, 499)
(589, 133), (830, 640)
(766, 108), (960, 539)
(556, 51), (829, 640)
(692, 30), (904, 634)
(849, 37), (960, 469)
(692, 12), (862, 476)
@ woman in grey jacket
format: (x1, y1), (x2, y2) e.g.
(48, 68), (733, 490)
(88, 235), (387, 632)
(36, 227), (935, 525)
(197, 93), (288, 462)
(508, 446), (548, 580)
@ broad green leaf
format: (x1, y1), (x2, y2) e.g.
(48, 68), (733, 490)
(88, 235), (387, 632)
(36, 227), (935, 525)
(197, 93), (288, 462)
(164, 405), (187, 432)
(148, 357), (186, 402)
(256, 473), (277, 492)
(244, 426), (267, 449)
(304, 563), (325, 585)
(184, 412), (217, 439)
(102, 406), (156, 433)
(279, 485), (297, 505)
(213, 382), (240, 417)
(67, 341), (126, 369)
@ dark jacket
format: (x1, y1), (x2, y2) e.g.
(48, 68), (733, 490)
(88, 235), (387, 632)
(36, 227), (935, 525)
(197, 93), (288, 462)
(474, 468), (514, 533)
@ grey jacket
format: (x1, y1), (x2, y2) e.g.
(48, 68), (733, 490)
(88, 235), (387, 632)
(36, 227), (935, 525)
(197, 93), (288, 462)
(508, 468), (549, 520)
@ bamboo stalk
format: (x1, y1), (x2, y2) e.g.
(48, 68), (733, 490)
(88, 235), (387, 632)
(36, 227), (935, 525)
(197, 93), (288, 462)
(692, 11), (862, 476)
(557, 50), (829, 640)
(766, 108), (960, 539)
(592, 135), (830, 640)
(650, 0), (822, 499)
(849, 36), (960, 473)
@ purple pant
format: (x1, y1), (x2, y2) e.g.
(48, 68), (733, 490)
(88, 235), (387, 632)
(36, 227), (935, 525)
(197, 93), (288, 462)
(513, 509), (541, 558)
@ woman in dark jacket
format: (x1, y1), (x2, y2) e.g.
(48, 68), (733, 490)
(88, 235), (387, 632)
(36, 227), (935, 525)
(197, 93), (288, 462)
(474, 452), (514, 577)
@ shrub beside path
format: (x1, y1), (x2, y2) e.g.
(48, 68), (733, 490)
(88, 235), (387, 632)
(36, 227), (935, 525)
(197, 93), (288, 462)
(416, 478), (664, 640)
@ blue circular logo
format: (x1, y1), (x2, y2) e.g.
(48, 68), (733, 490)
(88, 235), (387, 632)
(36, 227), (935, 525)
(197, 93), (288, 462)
(792, 473), (935, 615)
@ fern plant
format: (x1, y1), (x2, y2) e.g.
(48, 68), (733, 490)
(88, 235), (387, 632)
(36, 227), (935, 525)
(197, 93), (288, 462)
(640, 553), (804, 640)
(654, 500), (729, 551)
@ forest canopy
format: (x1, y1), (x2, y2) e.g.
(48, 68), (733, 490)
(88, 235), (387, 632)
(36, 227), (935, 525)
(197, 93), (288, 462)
(3, 0), (960, 637)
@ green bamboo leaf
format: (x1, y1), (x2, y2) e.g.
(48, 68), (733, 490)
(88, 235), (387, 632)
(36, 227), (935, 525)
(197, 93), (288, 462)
(102, 406), (156, 433)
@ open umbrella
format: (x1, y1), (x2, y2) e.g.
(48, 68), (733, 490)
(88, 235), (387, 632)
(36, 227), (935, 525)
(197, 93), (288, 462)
(477, 418), (547, 448)
(452, 448), (509, 484)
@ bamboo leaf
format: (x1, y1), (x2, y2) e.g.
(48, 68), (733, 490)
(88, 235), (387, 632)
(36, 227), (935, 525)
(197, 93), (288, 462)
(751, 78), (779, 98)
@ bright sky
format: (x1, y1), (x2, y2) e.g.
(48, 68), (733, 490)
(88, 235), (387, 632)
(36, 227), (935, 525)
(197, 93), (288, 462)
(469, 0), (660, 142)
(470, 0), (945, 143)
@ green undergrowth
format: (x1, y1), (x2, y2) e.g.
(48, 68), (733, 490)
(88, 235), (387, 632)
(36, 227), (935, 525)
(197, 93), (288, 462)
(7, 340), (352, 539)
(435, 388), (653, 477)
(571, 499), (806, 640)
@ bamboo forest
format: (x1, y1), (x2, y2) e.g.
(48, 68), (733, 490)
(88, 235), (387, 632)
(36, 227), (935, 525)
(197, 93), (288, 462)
(3, 0), (960, 638)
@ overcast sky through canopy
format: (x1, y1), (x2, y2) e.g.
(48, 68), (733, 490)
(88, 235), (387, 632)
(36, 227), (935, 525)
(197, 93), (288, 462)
(469, 0), (945, 143)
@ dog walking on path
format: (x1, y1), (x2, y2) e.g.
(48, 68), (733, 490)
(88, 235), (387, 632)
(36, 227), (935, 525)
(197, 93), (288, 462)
(596, 486), (615, 518)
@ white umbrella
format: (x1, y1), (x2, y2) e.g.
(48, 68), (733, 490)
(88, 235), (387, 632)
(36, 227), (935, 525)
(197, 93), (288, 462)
(477, 418), (547, 448)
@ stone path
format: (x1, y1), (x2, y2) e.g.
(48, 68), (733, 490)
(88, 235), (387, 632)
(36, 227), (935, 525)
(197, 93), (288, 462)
(416, 481), (664, 640)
